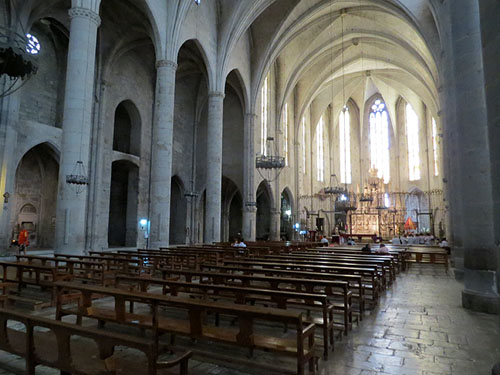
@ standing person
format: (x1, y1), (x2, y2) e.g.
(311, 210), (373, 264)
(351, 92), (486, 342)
(361, 244), (372, 254)
(18, 229), (29, 254)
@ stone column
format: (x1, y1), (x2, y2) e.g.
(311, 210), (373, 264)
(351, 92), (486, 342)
(55, 1), (101, 254)
(450, 0), (498, 313)
(204, 91), (225, 244)
(242, 204), (257, 241)
(243, 113), (257, 241)
(149, 60), (177, 249)
(270, 208), (281, 241)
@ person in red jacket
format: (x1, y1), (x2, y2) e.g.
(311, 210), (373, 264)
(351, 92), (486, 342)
(18, 229), (29, 254)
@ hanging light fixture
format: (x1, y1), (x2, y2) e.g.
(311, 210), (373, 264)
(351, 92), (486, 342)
(324, 174), (346, 195)
(0, 2), (40, 97)
(256, 136), (286, 182)
(66, 161), (89, 194)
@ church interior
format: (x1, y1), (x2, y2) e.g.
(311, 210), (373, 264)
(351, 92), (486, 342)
(0, 0), (499, 374)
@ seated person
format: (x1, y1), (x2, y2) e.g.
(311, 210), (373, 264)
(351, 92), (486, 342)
(346, 237), (356, 246)
(320, 235), (329, 245)
(361, 244), (372, 254)
(237, 238), (247, 248)
(231, 238), (240, 247)
(439, 238), (448, 248)
(375, 243), (390, 254)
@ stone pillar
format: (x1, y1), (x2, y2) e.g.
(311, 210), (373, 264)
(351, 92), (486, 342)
(270, 208), (281, 241)
(450, 0), (499, 313)
(55, 1), (101, 254)
(204, 91), (225, 244)
(242, 204), (257, 241)
(243, 113), (257, 241)
(149, 60), (177, 249)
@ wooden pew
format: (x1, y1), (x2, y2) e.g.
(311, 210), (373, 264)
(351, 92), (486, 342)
(221, 259), (380, 302)
(55, 282), (317, 375)
(250, 255), (390, 286)
(199, 264), (365, 316)
(115, 274), (335, 359)
(0, 261), (72, 305)
(157, 268), (353, 335)
(15, 255), (112, 285)
(0, 308), (191, 375)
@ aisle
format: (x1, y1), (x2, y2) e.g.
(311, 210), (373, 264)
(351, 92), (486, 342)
(319, 266), (500, 375)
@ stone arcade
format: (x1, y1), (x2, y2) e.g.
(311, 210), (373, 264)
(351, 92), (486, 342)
(0, 0), (499, 371)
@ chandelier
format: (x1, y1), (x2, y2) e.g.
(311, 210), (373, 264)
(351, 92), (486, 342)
(66, 161), (89, 194)
(324, 174), (346, 195)
(256, 136), (285, 182)
(0, 8), (40, 98)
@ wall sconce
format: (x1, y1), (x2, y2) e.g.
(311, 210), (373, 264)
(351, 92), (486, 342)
(3, 192), (9, 204)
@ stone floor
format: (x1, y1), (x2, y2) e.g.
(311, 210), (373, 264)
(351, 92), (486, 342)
(0, 265), (498, 374)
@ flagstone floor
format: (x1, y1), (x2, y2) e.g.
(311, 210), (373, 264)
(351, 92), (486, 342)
(0, 265), (498, 375)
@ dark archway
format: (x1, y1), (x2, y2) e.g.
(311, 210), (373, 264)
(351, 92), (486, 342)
(221, 177), (242, 242)
(113, 101), (141, 156)
(280, 188), (293, 240)
(169, 176), (187, 245)
(256, 181), (273, 240)
(14, 143), (59, 249)
(108, 160), (139, 247)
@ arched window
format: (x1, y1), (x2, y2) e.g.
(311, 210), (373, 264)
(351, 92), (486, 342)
(432, 117), (439, 176)
(339, 106), (351, 184)
(260, 75), (269, 155)
(302, 117), (306, 172)
(316, 116), (325, 182)
(283, 103), (289, 166)
(406, 103), (420, 181)
(369, 99), (390, 183)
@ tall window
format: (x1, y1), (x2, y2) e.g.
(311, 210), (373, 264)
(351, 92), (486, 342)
(260, 75), (268, 155)
(339, 107), (351, 184)
(316, 116), (325, 182)
(302, 117), (306, 172)
(432, 117), (439, 176)
(283, 104), (289, 166)
(406, 103), (421, 181)
(369, 99), (390, 183)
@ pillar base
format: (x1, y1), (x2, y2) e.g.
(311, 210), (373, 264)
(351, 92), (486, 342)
(462, 289), (499, 314)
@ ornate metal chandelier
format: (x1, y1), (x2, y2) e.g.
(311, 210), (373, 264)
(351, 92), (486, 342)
(256, 136), (285, 182)
(0, 16), (40, 97)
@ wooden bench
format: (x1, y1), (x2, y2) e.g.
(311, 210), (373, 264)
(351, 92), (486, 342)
(199, 263), (365, 316)
(55, 282), (317, 375)
(157, 268), (353, 336)
(221, 259), (380, 303)
(0, 308), (191, 375)
(0, 261), (72, 305)
(115, 274), (335, 359)
(15, 255), (112, 285)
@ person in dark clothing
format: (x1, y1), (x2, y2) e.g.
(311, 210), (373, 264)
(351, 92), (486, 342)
(361, 244), (371, 254)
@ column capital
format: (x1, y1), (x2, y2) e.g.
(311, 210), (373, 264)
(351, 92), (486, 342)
(69, 7), (101, 26)
(271, 208), (281, 216)
(208, 91), (225, 99)
(245, 112), (258, 119)
(244, 201), (257, 213)
(156, 59), (177, 70)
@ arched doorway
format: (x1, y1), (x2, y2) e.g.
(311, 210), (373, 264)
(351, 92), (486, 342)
(280, 188), (293, 240)
(221, 177), (242, 242)
(256, 181), (273, 240)
(169, 176), (187, 245)
(108, 160), (139, 247)
(13, 143), (59, 249)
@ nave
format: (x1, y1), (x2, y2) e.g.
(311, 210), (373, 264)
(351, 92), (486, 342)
(0, 244), (496, 374)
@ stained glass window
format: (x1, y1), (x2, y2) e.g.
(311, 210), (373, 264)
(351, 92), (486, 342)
(432, 117), (439, 176)
(369, 99), (390, 183)
(260, 75), (268, 155)
(283, 103), (288, 166)
(316, 116), (325, 182)
(406, 103), (421, 181)
(339, 106), (351, 184)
